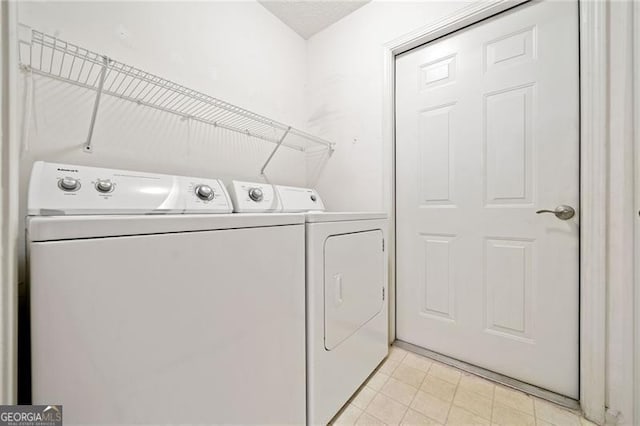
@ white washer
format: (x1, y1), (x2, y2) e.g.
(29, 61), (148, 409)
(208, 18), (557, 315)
(276, 185), (389, 425)
(27, 162), (306, 425)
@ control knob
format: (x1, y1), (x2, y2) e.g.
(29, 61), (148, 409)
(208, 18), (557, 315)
(95, 179), (114, 193)
(58, 177), (80, 192)
(195, 184), (215, 201)
(248, 187), (264, 202)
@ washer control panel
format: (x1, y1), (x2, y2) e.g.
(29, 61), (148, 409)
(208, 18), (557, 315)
(28, 161), (232, 215)
(227, 180), (281, 213)
(276, 184), (325, 213)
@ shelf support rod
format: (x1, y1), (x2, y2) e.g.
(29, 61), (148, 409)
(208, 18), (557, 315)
(83, 55), (110, 153)
(260, 126), (291, 175)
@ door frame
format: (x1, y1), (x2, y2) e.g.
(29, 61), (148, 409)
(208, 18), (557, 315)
(382, 0), (607, 422)
(633, 1), (640, 423)
(0, 0), (19, 404)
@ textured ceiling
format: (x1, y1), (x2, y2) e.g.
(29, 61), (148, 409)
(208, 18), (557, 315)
(258, 0), (371, 39)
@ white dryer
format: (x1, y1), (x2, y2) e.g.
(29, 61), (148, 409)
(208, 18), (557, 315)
(27, 162), (306, 425)
(276, 185), (389, 425)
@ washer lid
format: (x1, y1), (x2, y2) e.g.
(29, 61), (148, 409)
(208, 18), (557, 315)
(27, 213), (305, 241)
(306, 212), (387, 223)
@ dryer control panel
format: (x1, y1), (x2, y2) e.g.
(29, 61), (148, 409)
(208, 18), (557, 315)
(276, 184), (325, 213)
(28, 161), (233, 215)
(227, 180), (281, 213)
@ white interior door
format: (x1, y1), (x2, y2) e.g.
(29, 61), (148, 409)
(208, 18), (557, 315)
(395, 1), (579, 398)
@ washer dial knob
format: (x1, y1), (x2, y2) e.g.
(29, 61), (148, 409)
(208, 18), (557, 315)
(95, 179), (114, 193)
(248, 187), (264, 202)
(58, 177), (80, 192)
(195, 184), (214, 201)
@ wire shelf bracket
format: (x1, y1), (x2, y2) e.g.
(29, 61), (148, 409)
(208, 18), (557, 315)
(83, 55), (110, 153)
(17, 24), (336, 162)
(260, 126), (291, 176)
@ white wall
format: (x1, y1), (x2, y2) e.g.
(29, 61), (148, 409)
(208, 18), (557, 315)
(17, 1), (310, 185)
(305, 0), (472, 211)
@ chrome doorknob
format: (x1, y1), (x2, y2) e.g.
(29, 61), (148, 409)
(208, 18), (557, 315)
(536, 205), (576, 220)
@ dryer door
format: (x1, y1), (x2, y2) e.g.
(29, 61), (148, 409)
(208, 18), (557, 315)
(324, 230), (384, 350)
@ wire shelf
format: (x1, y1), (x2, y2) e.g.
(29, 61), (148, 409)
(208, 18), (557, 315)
(17, 25), (335, 159)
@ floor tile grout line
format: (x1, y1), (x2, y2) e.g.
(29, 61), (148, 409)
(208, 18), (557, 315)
(331, 401), (364, 426)
(402, 359), (448, 425)
(493, 399), (535, 419)
(410, 348), (541, 422)
(340, 357), (392, 425)
(378, 379), (416, 407)
(426, 362), (463, 424)
(365, 389), (409, 425)
(363, 368), (411, 426)
(492, 398), (537, 421)
(443, 376), (461, 425)
(375, 354), (430, 422)
(350, 403), (365, 426)
(356, 348), (409, 424)
(352, 406), (363, 426)
(397, 400), (410, 425)
(358, 387), (375, 413)
(489, 381), (496, 424)
(387, 359), (400, 376)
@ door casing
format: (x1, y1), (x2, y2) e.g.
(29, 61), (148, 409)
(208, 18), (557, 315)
(382, 0), (607, 423)
(633, 1), (640, 423)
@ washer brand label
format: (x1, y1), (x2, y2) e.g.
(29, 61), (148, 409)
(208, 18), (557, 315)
(56, 167), (78, 173)
(0, 406), (62, 426)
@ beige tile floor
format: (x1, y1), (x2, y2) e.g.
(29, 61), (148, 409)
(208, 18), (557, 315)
(332, 346), (597, 426)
